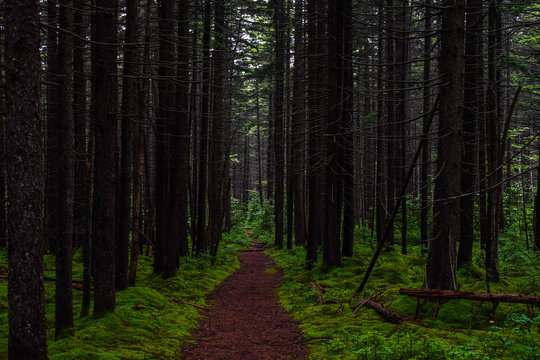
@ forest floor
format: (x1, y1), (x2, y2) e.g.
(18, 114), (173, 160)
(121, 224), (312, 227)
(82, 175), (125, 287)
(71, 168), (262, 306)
(181, 234), (307, 360)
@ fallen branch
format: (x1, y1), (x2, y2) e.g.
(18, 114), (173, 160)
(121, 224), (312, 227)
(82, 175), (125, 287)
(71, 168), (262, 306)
(362, 300), (405, 324)
(167, 296), (207, 310)
(399, 288), (540, 306)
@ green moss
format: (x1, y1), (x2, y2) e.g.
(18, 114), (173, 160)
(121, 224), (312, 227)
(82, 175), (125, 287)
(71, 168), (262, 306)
(0, 228), (250, 359)
(260, 226), (540, 360)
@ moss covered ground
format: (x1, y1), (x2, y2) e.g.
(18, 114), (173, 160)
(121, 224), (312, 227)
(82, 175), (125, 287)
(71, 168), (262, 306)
(0, 226), (250, 359)
(254, 226), (540, 360)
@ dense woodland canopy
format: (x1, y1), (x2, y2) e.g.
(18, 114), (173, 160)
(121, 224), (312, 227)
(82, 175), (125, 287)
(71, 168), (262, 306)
(1, 0), (540, 358)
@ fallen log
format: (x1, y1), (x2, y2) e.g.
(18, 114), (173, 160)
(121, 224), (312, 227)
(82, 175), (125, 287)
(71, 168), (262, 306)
(399, 288), (540, 306)
(361, 300), (404, 324)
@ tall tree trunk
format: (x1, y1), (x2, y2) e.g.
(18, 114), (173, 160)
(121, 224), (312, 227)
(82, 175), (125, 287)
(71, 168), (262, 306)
(385, 0), (396, 248)
(486, 0), (502, 282)
(292, 0), (306, 246)
(274, 0), (285, 249)
(168, 0), (190, 266)
(426, 0), (464, 290)
(306, 0), (320, 267)
(6, 0), (48, 357)
(92, 0), (118, 315)
(420, 0), (431, 253)
(324, 0), (344, 267)
(207, 0), (226, 262)
(397, 0), (409, 255)
(341, 0), (354, 257)
(129, 0), (152, 287)
(46, 0), (59, 254)
(196, 0), (212, 254)
(376, 0), (386, 245)
(117, 0), (139, 290)
(256, 82), (264, 205)
(55, 0), (75, 337)
(73, 0), (88, 261)
(155, 0), (175, 273)
(458, 0), (483, 268)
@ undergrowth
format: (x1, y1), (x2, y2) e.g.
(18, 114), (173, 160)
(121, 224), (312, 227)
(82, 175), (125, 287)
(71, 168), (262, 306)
(0, 225), (250, 359)
(251, 222), (540, 360)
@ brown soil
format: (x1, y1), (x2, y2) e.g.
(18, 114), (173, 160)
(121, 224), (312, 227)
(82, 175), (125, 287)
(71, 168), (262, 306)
(181, 239), (308, 360)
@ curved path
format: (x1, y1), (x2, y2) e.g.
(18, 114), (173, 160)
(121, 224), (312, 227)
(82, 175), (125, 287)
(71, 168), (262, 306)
(181, 237), (307, 360)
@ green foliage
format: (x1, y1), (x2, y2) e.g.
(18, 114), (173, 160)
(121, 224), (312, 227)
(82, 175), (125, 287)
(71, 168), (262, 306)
(259, 225), (540, 360)
(0, 228), (249, 359)
(246, 191), (274, 233)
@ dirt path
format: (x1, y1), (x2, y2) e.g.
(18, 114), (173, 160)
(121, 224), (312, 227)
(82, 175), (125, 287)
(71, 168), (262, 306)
(181, 237), (307, 360)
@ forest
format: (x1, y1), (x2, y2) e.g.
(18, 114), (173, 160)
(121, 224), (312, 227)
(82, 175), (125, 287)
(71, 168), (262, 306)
(0, 0), (539, 359)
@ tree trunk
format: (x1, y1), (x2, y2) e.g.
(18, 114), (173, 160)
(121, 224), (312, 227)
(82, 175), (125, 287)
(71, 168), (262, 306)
(207, 0), (226, 262)
(73, 0), (88, 256)
(6, 0), (48, 356)
(196, 0), (212, 254)
(274, 0), (285, 249)
(341, 0), (354, 258)
(485, 0), (502, 282)
(155, 0), (175, 274)
(292, 0), (306, 246)
(458, 0), (483, 268)
(324, 0), (344, 267)
(117, 0), (139, 290)
(55, 0), (75, 337)
(426, 0), (464, 290)
(168, 0), (190, 266)
(306, 0), (321, 267)
(45, 0), (59, 255)
(92, 0), (118, 315)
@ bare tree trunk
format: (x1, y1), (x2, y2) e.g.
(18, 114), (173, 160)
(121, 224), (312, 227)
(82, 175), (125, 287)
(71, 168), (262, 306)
(274, 0), (285, 249)
(55, 0), (75, 337)
(6, 0), (48, 356)
(458, 0), (483, 268)
(92, 0), (118, 315)
(117, 0), (139, 290)
(45, 0), (59, 254)
(207, 0), (227, 262)
(420, 0), (431, 253)
(341, 0), (354, 258)
(426, 0), (464, 290)
(168, 0), (190, 266)
(292, 0), (306, 246)
(155, 0), (174, 274)
(486, 0), (502, 282)
(196, 0), (212, 254)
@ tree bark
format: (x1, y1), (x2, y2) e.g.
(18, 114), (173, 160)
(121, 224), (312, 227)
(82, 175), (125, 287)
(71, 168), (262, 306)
(400, 288), (540, 306)
(292, 0), (307, 246)
(207, 0), (227, 262)
(55, 0), (75, 337)
(117, 0), (139, 290)
(196, 0), (212, 254)
(167, 0), (190, 267)
(45, 0), (59, 255)
(6, 0), (48, 356)
(426, 0), (464, 290)
(458, 0), (483, 268)
(274, 0), (285, 249)
(420, 0), (431, 253)
(92, 0), (118, 315)
(155, 0), (175, 274)
(341, 0), (354, 258)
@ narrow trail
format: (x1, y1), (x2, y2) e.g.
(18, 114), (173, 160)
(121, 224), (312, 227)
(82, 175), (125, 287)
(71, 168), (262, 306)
(181, 234), (307, 360)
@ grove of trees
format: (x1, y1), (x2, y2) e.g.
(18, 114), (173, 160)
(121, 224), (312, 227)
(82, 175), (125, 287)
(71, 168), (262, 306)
(1, 0), (539, 357)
